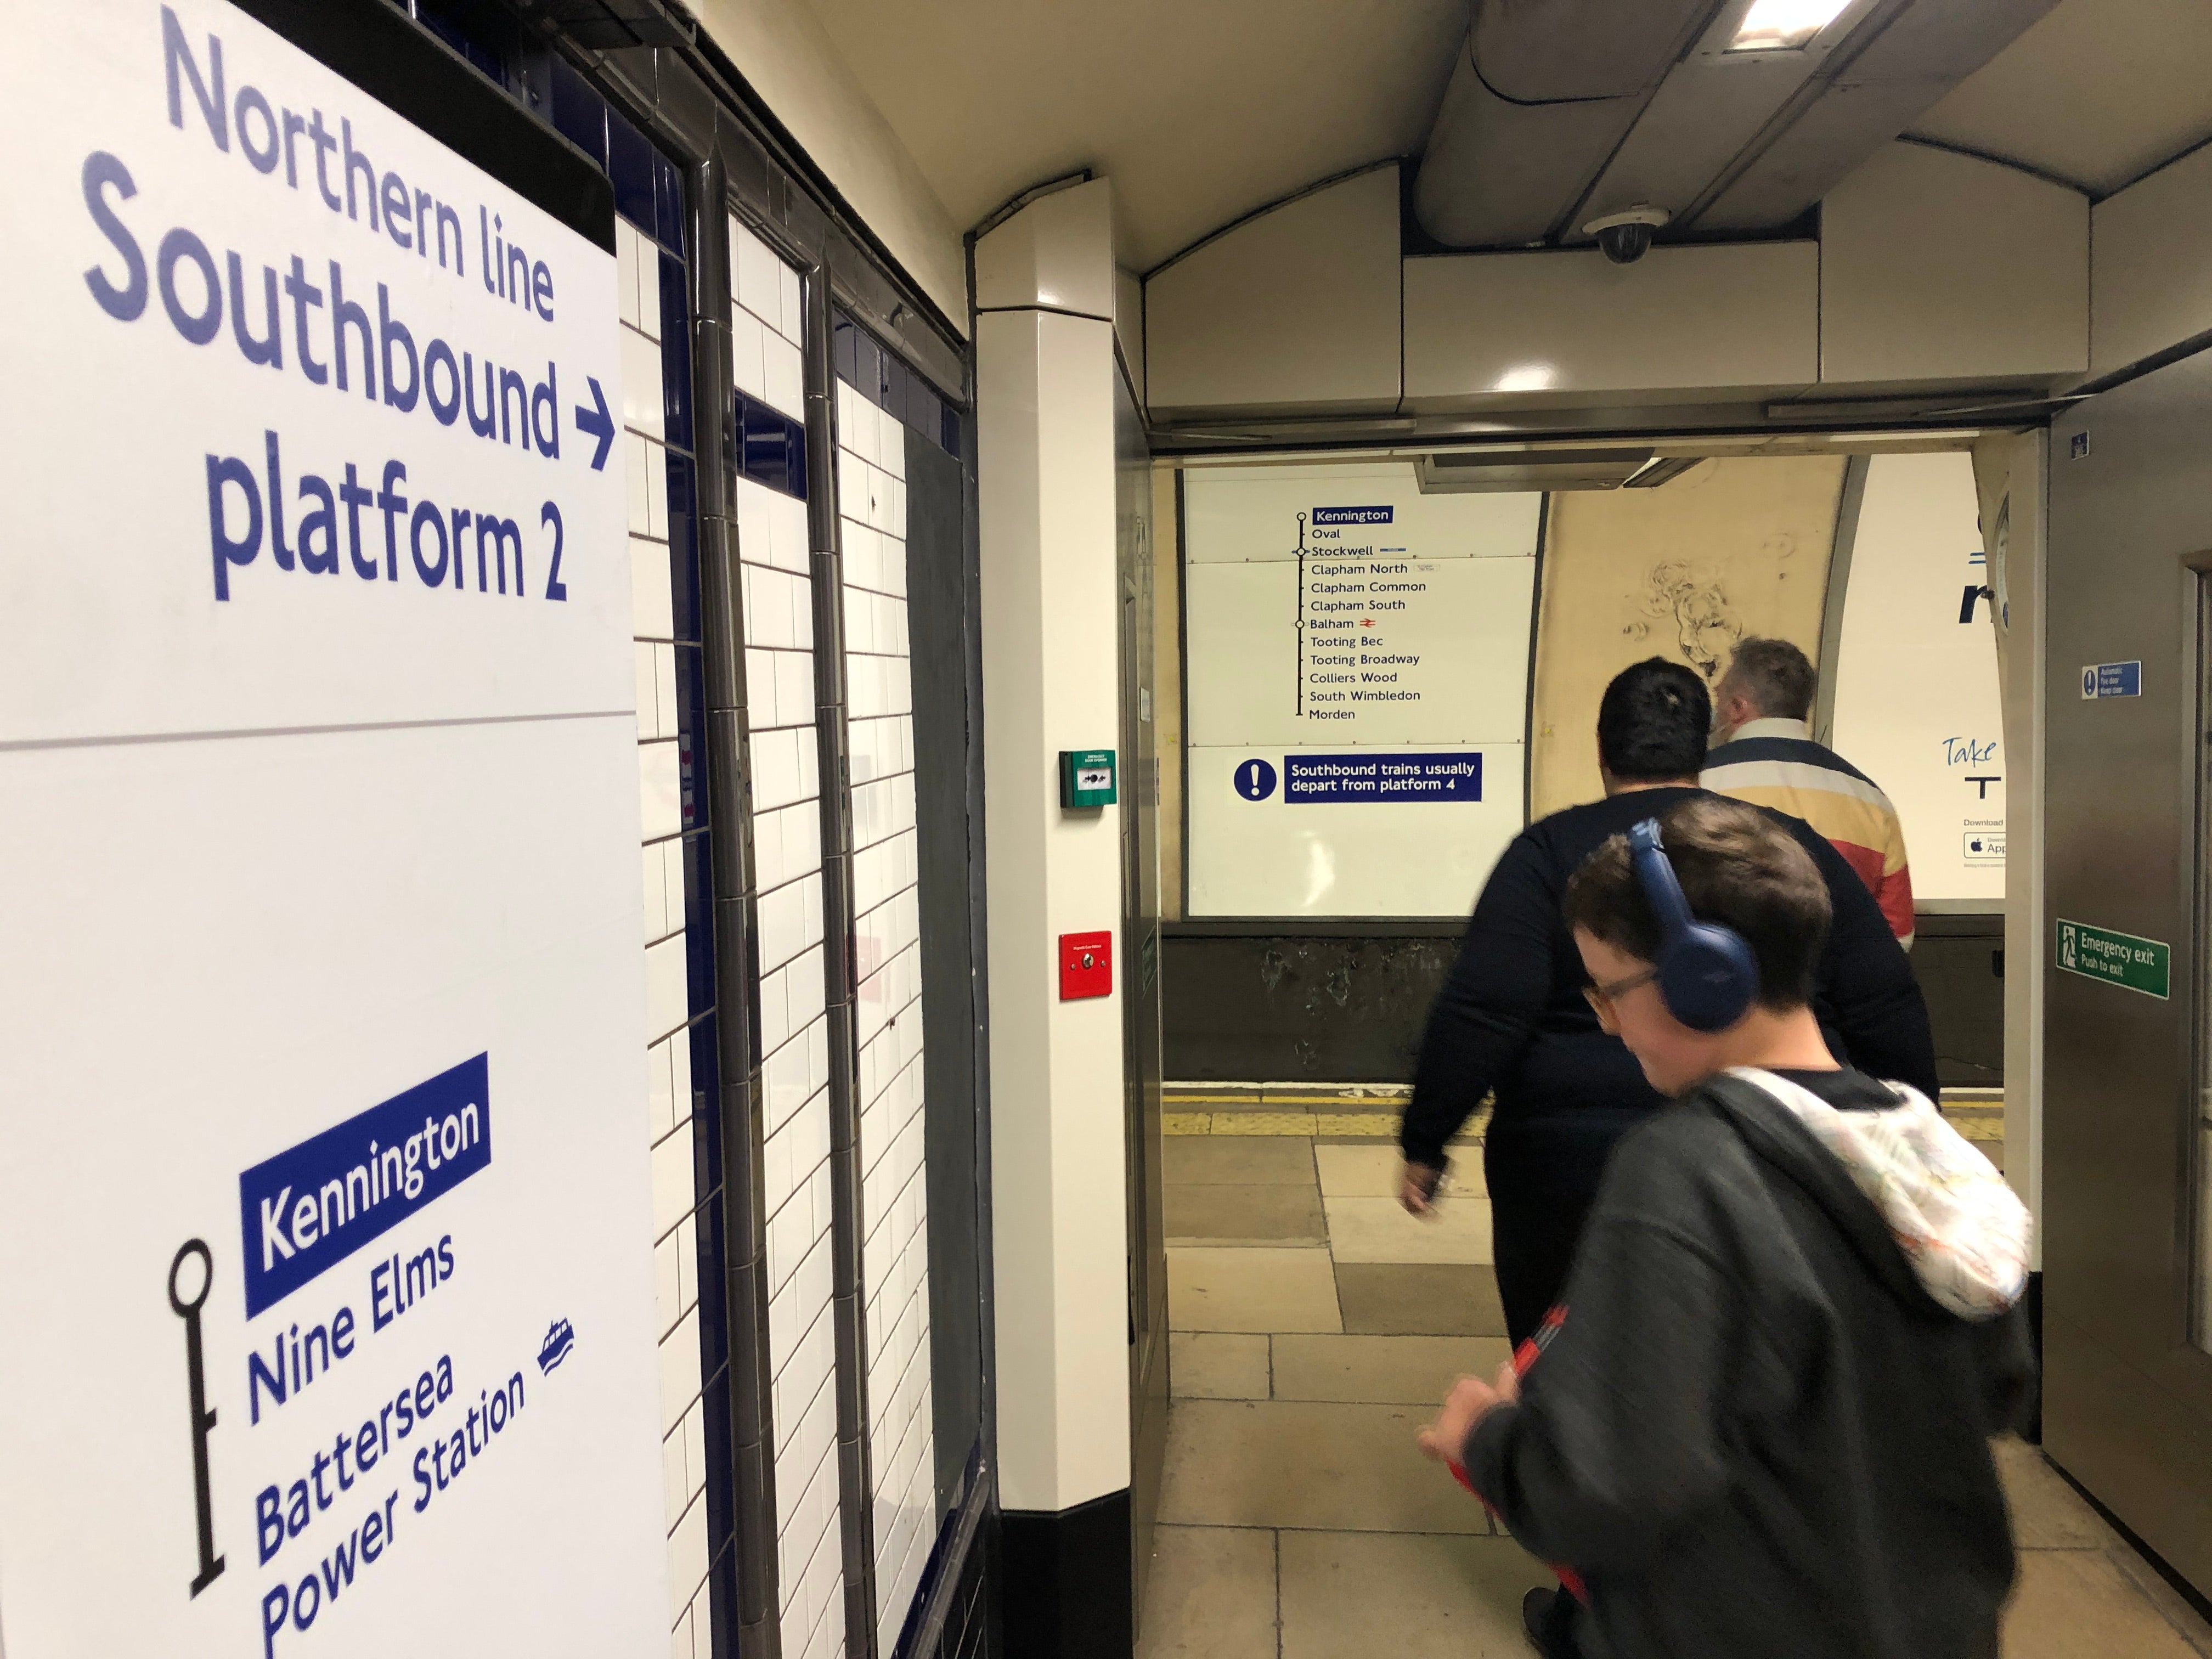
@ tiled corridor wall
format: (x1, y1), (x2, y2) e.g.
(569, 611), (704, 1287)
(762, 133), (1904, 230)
(837, 378), (936, 1637)
(630, 187), (966, 1659)
(617, 197), (723, 1654)
(305, 16), (979, 1656)
(730, 216), (847, 1659)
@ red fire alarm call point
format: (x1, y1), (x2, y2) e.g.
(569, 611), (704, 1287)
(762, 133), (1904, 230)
(1059, 931), (1113, 1000)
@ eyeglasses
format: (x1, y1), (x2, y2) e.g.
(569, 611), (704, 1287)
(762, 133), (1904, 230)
(1582, 965), (1659, 1020)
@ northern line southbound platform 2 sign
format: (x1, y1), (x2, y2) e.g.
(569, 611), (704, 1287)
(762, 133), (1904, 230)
(2056, 918), (2170, 999)
(0, 4), (670, 1656)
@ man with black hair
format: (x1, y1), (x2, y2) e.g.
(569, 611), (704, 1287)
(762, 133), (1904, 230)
(1704, 635), (1916, 945)
(1397, 658), (1937, 1348)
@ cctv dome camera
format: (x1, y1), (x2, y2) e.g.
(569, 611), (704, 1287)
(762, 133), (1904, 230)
(1582, 206), (1671, 266)
(1597, 221), (1652, 263)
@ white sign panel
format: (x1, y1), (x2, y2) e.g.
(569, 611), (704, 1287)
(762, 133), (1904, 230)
(1830, 452), (2005, 904)
(0, 5), (669, 1657)
(1188, 557), (1534, 747)
(1184, 465), (1538, 916)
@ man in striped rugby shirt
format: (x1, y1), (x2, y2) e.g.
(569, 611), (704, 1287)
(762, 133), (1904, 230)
(1702, 636), (1916, 947)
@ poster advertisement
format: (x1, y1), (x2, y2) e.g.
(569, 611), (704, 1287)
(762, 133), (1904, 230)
(0, 4), (672, 1654)
(1830, 452), (2005, 905)
(1184, 464), (1537, 916)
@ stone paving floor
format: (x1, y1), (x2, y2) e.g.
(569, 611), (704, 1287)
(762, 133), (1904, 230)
(1137, 1120), (2211, 1659)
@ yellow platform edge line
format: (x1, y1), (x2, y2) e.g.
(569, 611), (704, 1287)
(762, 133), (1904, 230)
(1171, 1085), (1997, 1102)
(1163, 1111), (1485, 1142)
(1166, 1109), (1994, 1142)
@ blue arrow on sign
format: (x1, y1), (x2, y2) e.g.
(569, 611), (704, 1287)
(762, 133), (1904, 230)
(575, 375), (617, 471)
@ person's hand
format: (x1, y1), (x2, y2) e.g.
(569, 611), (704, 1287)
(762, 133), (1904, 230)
(1399, 1159), (1445, 1216)
(1418, 1373), (1508, 1464)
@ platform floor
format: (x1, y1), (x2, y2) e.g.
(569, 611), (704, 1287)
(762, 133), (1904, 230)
(1140, 1113), (2210, 1659)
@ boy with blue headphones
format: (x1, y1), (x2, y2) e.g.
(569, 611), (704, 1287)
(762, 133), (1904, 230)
(1419, 794), (2034, 1659)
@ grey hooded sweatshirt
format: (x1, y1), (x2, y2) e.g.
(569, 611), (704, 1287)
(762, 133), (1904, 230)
(1463, 1067), (2036, 1659)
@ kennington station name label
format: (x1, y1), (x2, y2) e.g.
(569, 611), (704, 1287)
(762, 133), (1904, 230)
(239, 1054), (490, 1317)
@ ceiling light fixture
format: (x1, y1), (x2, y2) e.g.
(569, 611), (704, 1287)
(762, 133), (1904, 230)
(1624, 456), (1706, 489)
(1494, 364), (1556, 393)
(1726, 0), (1852, 52)
(1820, 430), (1981, 444)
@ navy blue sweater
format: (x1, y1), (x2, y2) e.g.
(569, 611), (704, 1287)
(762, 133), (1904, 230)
(1400, 787), (1938, 1168)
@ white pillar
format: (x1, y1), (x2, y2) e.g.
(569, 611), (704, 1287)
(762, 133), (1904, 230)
(974, 178), (1132, 1519)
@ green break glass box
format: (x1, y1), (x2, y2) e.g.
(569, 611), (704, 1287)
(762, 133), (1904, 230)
(1058, 748), (1117, 809)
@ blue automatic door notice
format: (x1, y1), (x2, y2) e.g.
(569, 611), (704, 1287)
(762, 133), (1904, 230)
(1285, 752), (1482, 802)
(2081, 661), (2142, 699)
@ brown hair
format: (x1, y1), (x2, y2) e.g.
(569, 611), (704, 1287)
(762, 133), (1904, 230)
(1564, 795), (1831, 1011)
(1721, 636), (1818, 723)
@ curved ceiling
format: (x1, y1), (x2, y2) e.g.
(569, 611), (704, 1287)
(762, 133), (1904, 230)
(796, 0), (2212, 289)
(1413, 0), (2068, 250)
(1905, 0), (2212, 195)
(800, 0), (1465, 271)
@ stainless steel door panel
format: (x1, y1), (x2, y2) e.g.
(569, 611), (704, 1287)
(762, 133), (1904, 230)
(2046, 350), (2212, 1593)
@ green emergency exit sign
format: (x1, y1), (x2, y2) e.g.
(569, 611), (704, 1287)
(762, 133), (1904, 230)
(2056, 918), (2170, 1000)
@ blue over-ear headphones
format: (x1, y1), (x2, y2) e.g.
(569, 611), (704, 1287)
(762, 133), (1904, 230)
(1626, 818), (1759, 1031)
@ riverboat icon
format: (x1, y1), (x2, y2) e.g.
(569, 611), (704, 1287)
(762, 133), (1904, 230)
(538, 1318), (576, 1374)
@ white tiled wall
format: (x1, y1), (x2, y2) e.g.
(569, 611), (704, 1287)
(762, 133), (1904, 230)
(619, 214), (718, 1659)
(837, 380), (935, 1640)
(733, 217), (808, 422)
(725, 213), (945, 1654)
(733, 215), (846, 1659)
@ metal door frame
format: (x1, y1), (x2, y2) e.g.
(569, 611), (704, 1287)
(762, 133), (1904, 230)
(1115, 356), (1169, 1630)
(2180, 559), (2212, 1352)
